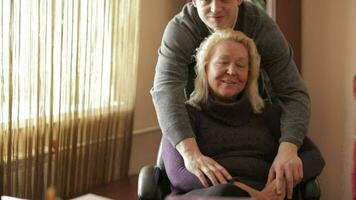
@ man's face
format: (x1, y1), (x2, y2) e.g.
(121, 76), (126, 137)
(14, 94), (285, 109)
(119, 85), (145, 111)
(192, 0), (242, 31)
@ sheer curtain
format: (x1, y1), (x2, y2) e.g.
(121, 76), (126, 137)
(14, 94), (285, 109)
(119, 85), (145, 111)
(0, 0), (139, 199)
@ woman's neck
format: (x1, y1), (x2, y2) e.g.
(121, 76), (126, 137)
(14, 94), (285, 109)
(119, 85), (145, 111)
(210, 91), (244, 104)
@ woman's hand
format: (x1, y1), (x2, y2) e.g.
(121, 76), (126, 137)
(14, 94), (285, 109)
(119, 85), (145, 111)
(261, 179), (286, 200)
(233, 180), (284, 200)
(267, 142), (303, 199)
(176, 138), (232, 187)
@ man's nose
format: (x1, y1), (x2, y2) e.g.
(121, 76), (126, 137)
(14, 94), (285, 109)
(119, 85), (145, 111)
(210, 0), (222, 13)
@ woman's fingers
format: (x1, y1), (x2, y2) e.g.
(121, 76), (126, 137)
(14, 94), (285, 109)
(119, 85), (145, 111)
(262, 179), (286, 200)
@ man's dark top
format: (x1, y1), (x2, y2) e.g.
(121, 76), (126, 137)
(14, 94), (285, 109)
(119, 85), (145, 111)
(151, 2), (310, 147)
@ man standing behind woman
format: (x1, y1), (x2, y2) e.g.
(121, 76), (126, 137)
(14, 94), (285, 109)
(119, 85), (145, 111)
(152, 0), (312, 198)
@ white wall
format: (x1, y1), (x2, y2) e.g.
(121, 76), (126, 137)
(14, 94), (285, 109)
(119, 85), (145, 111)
(129, 0), (185, 175)
(302, 0), (356, 199)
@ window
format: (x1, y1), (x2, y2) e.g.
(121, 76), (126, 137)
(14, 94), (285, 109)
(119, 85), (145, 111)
(0, 0), (136, 127)
(0, 0), (139, 198)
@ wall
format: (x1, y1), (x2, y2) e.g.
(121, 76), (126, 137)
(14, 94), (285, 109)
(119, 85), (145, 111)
(302, 0), (356, 199)
(129, 0), (185, 175)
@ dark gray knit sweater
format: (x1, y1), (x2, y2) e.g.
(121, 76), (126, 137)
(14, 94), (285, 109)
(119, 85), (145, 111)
(162, 95), (324, 192)
(189, 95), (279, 187)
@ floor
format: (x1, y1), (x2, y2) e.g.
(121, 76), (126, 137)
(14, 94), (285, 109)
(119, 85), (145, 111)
(86, 175), (139, 200)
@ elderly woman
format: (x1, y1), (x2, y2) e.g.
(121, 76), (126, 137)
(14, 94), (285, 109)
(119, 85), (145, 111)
(162, 29), (325, 199)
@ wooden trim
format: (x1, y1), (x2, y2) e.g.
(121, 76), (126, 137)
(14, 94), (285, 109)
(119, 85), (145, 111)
(275, 0), (302, 73)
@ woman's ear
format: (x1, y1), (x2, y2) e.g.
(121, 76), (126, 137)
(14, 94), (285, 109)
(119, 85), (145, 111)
(204, 62), (208, 73)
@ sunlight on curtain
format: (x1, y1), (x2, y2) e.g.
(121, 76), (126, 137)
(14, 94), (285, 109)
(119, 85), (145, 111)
(0, 0), (140, 199)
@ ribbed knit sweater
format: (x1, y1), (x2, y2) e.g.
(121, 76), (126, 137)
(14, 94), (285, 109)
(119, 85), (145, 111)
(163, 95), (324, 194)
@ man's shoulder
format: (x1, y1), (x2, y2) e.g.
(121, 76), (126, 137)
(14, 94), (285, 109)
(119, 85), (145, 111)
(238, 1), (289, 63)
(172, 3), (198, 24)
(237, 1), (275, 37)
(240, 1), (271, 23)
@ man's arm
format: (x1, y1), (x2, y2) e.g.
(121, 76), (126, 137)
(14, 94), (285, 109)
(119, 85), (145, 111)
(151, 19), (197, 147)
(244, 6), (310, 198)
(264, 27), (309, 200)
(253, 13), (310, 148)
(264, 48), (310, 147)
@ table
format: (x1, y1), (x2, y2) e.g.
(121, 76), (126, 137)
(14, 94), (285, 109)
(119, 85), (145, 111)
(166, 196), (254, 200)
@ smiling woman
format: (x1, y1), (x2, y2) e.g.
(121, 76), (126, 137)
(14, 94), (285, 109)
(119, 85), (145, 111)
(206, 40), (249, 103)
(0, 0), (139, 199)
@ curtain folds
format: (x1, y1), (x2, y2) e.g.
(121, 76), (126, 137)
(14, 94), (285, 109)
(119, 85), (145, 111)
(0, 0), (140, 199)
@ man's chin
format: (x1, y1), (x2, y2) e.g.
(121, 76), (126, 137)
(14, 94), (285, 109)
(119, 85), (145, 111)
(214, 26), (231, 31)
(207, 23), (229, 31)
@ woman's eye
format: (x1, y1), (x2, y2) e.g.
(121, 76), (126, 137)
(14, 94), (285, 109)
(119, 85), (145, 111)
(236, 63), (247, 68)
(222, 0), (232, 3)
(218, 60), (229, 65)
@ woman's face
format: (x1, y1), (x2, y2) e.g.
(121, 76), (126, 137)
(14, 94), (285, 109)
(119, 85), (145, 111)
(206, 39), (249, 102)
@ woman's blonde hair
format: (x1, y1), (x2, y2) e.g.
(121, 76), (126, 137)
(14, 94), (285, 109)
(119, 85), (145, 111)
(188, 29), (264, 113)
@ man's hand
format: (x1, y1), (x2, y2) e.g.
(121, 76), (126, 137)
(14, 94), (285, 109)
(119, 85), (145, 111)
(267, 142), (303, 199)
(176, 138), (232, 187)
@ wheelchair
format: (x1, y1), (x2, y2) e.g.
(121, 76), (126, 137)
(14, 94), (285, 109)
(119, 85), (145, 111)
(138, 68), (322, 200)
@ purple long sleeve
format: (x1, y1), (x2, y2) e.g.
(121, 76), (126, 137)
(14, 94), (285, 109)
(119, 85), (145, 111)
(162, 137), (204, 194)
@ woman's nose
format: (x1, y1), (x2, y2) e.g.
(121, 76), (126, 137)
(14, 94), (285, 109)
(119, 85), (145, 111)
(226, 65), (237, 75)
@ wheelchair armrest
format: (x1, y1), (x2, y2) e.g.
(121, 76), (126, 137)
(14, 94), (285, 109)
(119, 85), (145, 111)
(138, 165), (158, 199)
(301, 178), (321, 200)
(138, 164), (171, 200)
